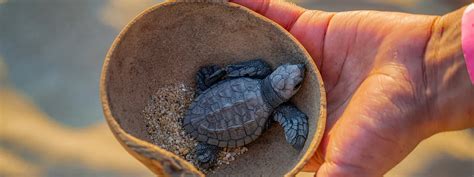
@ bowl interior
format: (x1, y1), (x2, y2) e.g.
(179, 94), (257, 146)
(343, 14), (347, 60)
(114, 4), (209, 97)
(103, 2), (324, 176)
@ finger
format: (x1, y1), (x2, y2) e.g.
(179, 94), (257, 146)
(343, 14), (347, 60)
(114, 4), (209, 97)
(289, 10), (334, 69)
(316, 162), (343, 177)
(301, 149), (324, 172)
(316, 162), (373, 177)
(315, 162), (334, 177)
(229, 0), (334, 68)
(229, 0), (305, 30)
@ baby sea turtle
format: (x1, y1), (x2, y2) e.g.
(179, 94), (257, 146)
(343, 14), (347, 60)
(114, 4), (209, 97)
(183, 59), (308, 168)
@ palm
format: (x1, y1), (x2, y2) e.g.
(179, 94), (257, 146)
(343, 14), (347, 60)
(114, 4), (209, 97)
(305, 12), (435, 176)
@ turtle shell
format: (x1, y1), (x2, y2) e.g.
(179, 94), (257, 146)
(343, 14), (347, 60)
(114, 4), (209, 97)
(183, 78), (272, 148)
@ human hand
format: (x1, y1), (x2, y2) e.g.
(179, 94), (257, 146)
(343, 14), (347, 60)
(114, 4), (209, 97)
(230, 0), (474, 176)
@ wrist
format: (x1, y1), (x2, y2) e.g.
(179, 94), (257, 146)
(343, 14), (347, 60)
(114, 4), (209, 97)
(424, 6), (474, 135)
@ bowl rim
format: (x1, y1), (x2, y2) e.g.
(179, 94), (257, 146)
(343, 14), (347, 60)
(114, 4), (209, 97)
(99, 1), (327, 176)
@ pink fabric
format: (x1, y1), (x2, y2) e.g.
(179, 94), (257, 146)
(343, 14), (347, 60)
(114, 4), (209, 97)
(462, 4), (474, 84)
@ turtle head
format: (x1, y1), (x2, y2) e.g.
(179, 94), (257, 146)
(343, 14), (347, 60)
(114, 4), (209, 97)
(268, 64), (305, 100)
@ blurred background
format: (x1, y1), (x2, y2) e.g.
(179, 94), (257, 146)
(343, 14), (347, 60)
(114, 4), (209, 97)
(0, 0), (473, 176)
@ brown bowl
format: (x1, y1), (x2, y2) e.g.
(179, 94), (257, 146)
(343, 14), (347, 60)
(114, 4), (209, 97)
(100, 0), (326, 176)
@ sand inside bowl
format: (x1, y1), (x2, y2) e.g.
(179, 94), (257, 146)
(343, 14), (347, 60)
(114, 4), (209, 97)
(142, 83), (248, 173)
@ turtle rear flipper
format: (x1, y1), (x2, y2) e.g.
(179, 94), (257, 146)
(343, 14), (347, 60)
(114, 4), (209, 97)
(196, 59), (272, 95)
(273, 104), (308, 150)
(196, 65), (225, 95)
(225, 59), (272, 79)
(196, 143), (220, 169)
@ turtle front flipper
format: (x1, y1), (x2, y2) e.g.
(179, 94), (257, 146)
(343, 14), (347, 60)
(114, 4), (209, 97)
(225, 59), (272, 79)
(272, 104), (308, 150)
(196, 143), (220, 169)
(196, 65), (226, 95)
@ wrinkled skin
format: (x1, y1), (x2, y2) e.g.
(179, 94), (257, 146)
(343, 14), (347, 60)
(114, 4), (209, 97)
(231, 0), (474, 177)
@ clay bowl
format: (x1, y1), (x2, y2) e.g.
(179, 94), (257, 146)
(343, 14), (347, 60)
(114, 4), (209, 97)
(100, 0), (326, 176)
